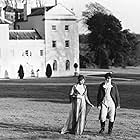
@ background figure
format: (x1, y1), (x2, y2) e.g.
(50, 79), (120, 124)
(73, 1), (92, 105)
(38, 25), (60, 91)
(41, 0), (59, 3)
(97, 72), (120, 135)
(36, 69), (39, 77)
(18, 65), (24, 79)
(61, 75), (94, 135)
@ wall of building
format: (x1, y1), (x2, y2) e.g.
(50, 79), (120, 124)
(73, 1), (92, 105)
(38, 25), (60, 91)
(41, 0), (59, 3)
(44, 4), (79, 77)
(0, 4), (79, 79)
(0, 24), (9, 40)
(44, 20), (79, 77)
(0, 40), (45, 79)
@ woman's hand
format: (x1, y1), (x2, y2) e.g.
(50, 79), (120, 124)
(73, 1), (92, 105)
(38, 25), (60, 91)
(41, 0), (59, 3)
(90, 104), (94, 108)
(97, 106), (101, 110)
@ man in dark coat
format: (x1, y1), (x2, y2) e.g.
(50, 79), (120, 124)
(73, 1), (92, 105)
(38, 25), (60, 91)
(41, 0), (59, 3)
(97, 72), (120, 135)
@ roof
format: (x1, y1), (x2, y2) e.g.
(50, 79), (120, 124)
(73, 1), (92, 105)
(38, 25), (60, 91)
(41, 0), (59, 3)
(3, 6), (14, 12)
(3, 6), (23, 13)
(9, 30), (42, 40)
(28, 6), (54, 17)
(0, 17), (12, 24)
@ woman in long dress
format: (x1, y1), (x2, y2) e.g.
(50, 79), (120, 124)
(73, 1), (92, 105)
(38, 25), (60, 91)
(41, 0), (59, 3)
(61, 75), (94, 135)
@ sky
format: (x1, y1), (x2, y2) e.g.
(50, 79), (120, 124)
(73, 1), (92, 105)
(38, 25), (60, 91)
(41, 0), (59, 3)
(56, 0), (140, 34)
(1, 0), (139, 33)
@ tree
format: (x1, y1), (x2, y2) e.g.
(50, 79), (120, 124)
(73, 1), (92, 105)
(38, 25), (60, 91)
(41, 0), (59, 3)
(95, 44), (110, 69)
(79, 34), (95, 68)
(18, 64), (24, 79)
(84, 11), (123, 67)
(83, 2), (138, 68)
(121, 29), (138, 66)
(46, 64), (52, 78)
(83, 2), (111, 19)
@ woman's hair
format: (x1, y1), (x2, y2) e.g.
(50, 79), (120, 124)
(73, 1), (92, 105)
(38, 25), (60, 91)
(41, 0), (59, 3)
(78, 75), (85, 82)
(104, 72), (112, 79)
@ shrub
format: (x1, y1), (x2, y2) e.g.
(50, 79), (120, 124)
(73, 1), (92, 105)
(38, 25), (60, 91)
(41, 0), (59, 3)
(46, 64), (52, 78)
(18, 65), (24, 79)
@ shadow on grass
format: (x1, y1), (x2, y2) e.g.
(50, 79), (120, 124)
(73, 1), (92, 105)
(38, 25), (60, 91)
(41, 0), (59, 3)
(29, 99), (70, 104)
(0, 122), (98, 139)
(0, 122), (59, 132)
(0, 122), (64, 139)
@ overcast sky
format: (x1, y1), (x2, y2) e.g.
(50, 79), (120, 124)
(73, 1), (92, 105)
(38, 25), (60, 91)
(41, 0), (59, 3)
(57, 0), (140, 34)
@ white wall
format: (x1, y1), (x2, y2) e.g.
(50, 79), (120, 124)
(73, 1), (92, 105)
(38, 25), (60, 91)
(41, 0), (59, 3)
(44, 4), (79, 77)
(0, 24), (9, 40)
(0, 40), (45, 78)
(45, 19), (79, 76)
(3, 4), (80, 78)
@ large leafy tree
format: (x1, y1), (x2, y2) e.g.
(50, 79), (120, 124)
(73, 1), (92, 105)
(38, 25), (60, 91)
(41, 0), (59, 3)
(83, 3), (138, 68)
(79, 34), (96, 68)
(85, 12), (124, 68)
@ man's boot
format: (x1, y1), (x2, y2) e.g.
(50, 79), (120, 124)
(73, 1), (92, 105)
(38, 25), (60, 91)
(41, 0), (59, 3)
(99, 121), (105, 134)
(108, 121), (114, 135)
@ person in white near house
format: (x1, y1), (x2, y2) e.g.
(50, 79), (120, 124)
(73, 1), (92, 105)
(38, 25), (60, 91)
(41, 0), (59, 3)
(97, 72), (120, 135)
(61, 75), (94, 135)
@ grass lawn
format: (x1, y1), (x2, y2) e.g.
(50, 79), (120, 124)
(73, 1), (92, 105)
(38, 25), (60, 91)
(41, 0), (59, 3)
(0, 75), (139, 139)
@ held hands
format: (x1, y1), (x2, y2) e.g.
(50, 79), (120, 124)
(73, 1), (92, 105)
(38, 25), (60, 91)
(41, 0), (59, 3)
(117, 106), (120, 109)
(90, 104), (95, 108)
(97, 106), (101, 110)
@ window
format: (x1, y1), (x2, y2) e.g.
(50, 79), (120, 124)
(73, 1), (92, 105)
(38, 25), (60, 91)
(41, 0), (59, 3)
(65, 25), (69, 31)
(25, 50), (29, 56)
(65, 40), (70, 47)
(52, 41), (56, 47)
(66, 60), (70, 70)
(18, 13), (20, 19)
(53, 60), (57, 71)
(11, 15), (13, 19)
(52, 25), (56, 31)
(30, 51), (32, 56)
(24, 50), (32, 56)
(40, 50), (43, 56)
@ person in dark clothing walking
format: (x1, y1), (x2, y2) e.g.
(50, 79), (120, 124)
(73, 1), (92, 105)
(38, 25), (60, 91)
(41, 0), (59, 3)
(97, 72), (120, 135)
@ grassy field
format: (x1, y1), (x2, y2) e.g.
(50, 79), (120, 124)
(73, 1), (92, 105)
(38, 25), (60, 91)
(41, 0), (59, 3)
(0, 74), (140, 139)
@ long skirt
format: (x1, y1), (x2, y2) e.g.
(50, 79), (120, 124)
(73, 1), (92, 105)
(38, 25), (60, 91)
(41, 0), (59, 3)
(61, 96), (91, 135)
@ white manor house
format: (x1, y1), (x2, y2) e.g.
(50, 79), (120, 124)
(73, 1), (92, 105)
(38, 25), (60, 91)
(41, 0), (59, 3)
(0, 3), (79, 79)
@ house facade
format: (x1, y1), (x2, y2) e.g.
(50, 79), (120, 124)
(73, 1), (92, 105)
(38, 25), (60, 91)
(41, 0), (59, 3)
(0, 3), (79, 79)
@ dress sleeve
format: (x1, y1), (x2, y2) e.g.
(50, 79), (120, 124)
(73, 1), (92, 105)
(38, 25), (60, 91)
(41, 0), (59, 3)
(69, 85), (76, 103)
(84, 85), (87, 95)
(115, 84), (120, 107)
(70, 85), (76, 95)
(97, 84), (102, 107)
(85, 85), (93, 106)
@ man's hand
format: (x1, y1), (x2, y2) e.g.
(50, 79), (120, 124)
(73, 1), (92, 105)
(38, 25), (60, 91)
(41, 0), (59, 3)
(117, 106), (120, 109)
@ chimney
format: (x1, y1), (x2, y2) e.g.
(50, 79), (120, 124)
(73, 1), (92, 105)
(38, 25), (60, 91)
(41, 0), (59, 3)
(0, 7), (5, 19)
(55, 0), (57, 6)
(24, 2), (31, 21)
